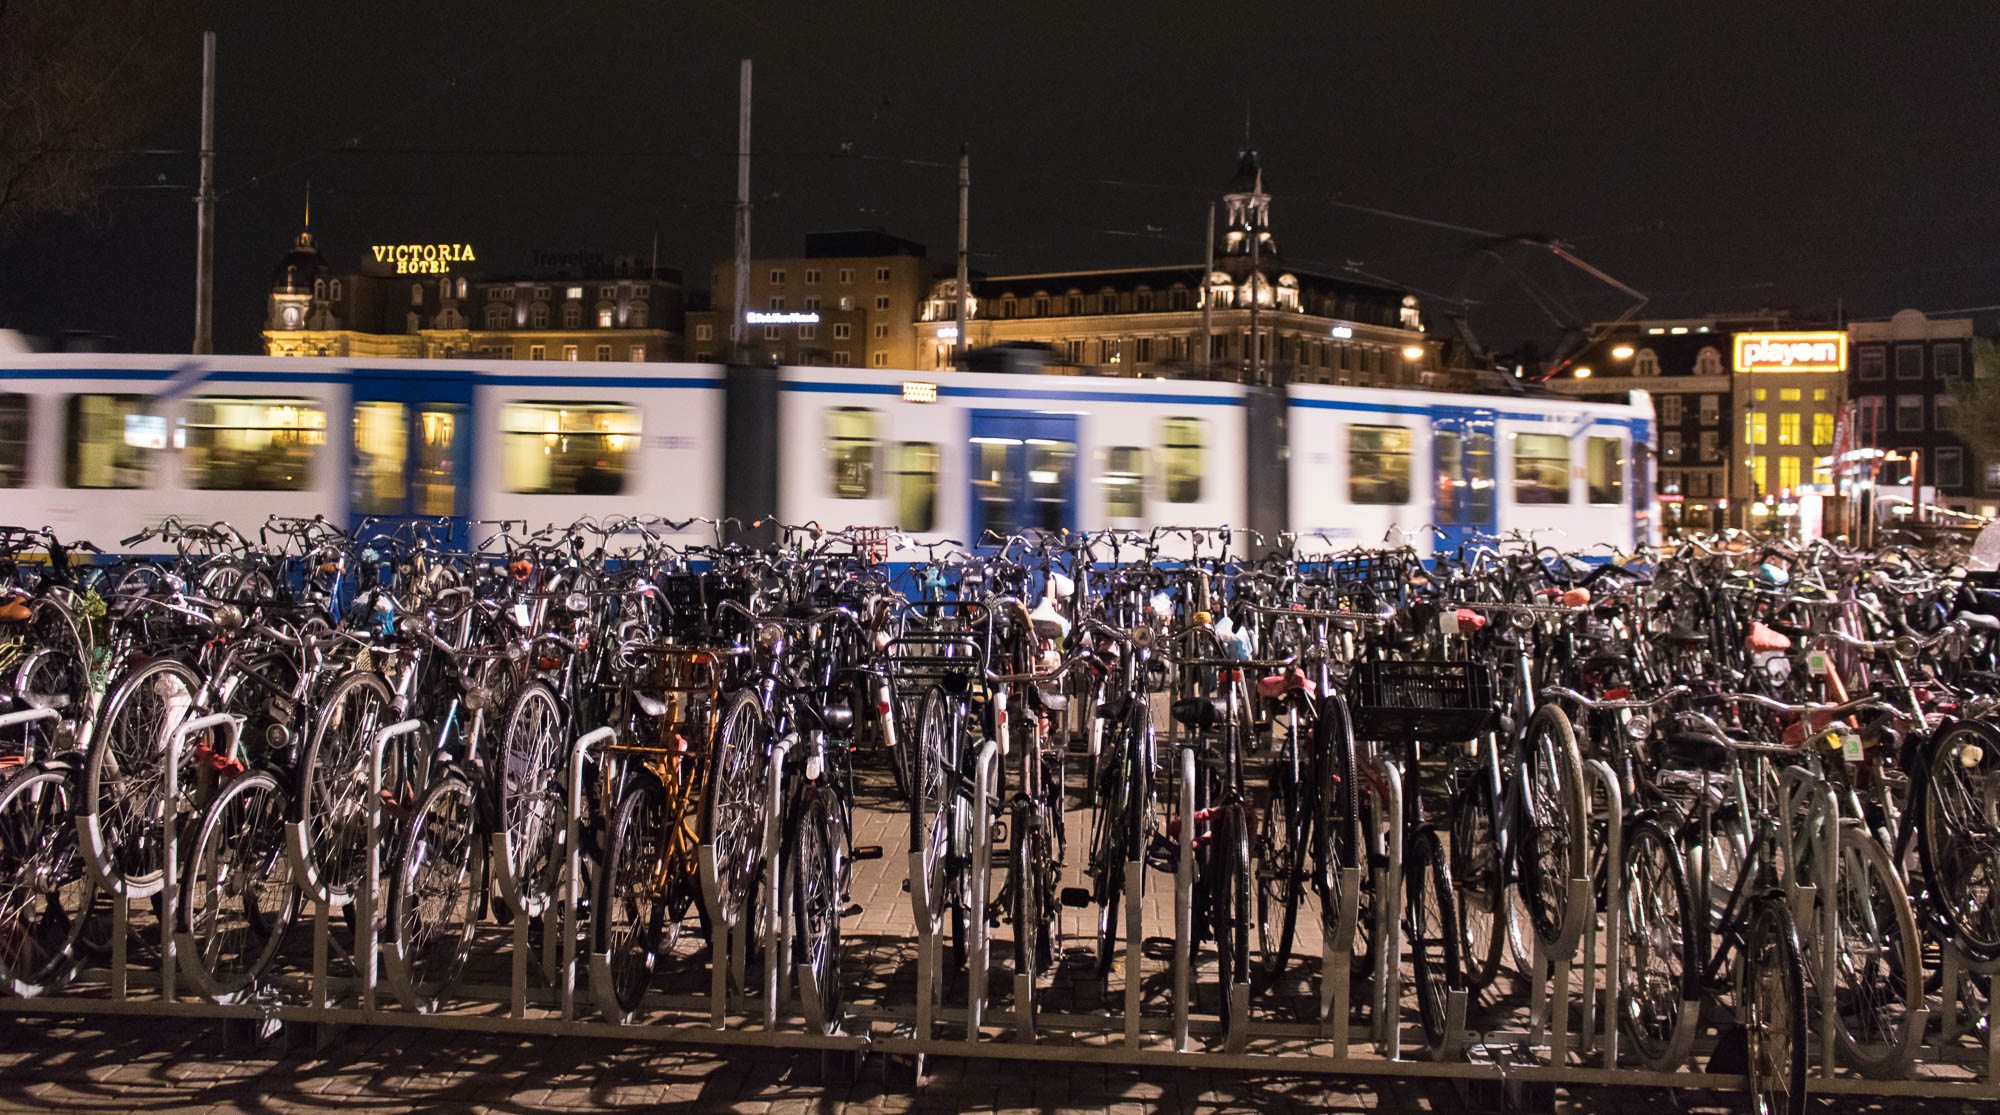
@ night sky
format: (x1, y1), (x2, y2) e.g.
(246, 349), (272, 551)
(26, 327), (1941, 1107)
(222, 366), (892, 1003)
(5, 0), (2000, 357)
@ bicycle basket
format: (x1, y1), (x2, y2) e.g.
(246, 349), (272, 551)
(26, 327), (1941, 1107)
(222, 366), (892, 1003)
(1347, 659), (1497, 741)
(1329, 551), (1408, 613)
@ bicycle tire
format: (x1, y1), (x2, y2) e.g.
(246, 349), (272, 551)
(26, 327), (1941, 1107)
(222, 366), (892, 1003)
(0, 764), (92, 996)
(387, 773), (483, 1013)
(910, 685), (952, 937)
(1211, 801), (1252, 1023)
(790, 785), (847, 1034)
(594, 780), (666, 1018)
(1823, 821), (1923, 1078)
(1452, 775), (1507, 994)
(1741, 895), (1808, 1115)
(294, 670), (396, 906)
(82, 656), (203, 896)
(703, 689), (767, 930)
(1406, 824), (1463, 1049)
(1517, 703), (1587, 951)
(1620, 817), (1697, 1071)
(1250, 762), (1302, 994)
(181, 768), (296, 1004)
(496, 680), (568, 917)
(1916, 720), (2000, 961)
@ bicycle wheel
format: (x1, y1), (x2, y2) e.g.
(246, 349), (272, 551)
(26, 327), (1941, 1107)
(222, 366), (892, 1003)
(1010, 799), (1052, 982)
(1406, 824), (1463, 1049)
(82, 657), (202, 896)
(1250, 762), (1303, 994)
(1210, 801), (1252, 1022)
(1917, 719), (2000, 961)
(790, 785), (847, 1034)
(0, 765), (92, 996)
(1451, 776), (1507, 994)
(1620, 818), (1697, 1070)
(496, 680), (567, 917)
(703, 690), (767, 931)
(1517, 704), (1587, 951)
(1823, 822), (1922, 1078)
(594, 780), (666, 1018)
(910, 686), (952, 938)
(1093, 695), (1152, 977)
(1741, 896), (1808, 1115)
(181, 769), (297, 1004)
(387, 774), (484, 1012)
(295, 670), (395, 906)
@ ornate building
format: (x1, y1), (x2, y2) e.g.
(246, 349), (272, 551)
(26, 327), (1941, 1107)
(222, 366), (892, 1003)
(263, 221), (684, 361)
(916, 152), (1478, 387)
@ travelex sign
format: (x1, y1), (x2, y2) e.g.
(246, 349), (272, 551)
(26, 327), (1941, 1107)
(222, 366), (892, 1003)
(371, 243), (477, 274)
(1733, 331), (1848, 373)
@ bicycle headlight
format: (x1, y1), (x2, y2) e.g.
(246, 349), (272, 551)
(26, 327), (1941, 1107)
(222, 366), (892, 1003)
(1892, 635), (1920, 661)
(1624, 713), (1651, 742)
(565, 591), (589, 614)
(755, 622), (784, 652)
(212, 603), (245, 631)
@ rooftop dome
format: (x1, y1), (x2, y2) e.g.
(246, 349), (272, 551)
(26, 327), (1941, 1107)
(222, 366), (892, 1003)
(272, 229), (327, 294)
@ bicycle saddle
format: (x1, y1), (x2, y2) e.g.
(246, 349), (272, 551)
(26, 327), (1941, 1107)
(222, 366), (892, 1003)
(1171, 697), (1228, 729)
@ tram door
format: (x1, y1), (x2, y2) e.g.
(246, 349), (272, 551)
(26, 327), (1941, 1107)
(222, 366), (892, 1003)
(1430, 406), (1497, 556)
(967, 411), (1079, 547)
(349, 372), (474, 544)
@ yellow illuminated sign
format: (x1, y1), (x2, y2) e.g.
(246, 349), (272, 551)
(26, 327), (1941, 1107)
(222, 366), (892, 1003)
(370, 243), (477, 274)
(1733, 332), (1847, 373)
(902, 381), (939, 403)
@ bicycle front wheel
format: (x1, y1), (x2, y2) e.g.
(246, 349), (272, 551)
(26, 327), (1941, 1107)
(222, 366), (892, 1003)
(1741, 896), (1808, 1115)
(1517, 704), (1587, 953)
(1823, 822), (1923, 1077)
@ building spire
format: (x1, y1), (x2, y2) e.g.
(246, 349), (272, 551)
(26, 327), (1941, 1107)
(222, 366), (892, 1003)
(295, 179), (316, 251)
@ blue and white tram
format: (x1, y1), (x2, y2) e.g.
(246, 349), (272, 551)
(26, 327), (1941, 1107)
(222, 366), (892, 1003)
(0, 351), (1653, 553)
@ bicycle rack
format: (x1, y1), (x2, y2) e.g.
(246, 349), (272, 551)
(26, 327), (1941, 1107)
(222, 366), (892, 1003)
(1777, 765), (1838, 1080)
(1933, 935), (2000, 1082)
(159, 711), (243, 1006)
(0, 705), (59, 761)
(964, 738), (999, 1040)
(1370, 755), (1403, 1060)
(1172, 744), (1195, 1051)
(1574, 760), (1625, 1065)
(360, 718), (425, 1016)
(762, 736), (795, 1029)
(560, 726), (616, 1021)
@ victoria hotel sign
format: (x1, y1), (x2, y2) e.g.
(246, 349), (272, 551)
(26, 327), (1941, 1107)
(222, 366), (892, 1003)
(370, 243), (477, 274)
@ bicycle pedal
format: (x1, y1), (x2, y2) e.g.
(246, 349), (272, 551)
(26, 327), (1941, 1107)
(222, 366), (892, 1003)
(841, 903), (863, 918)
(851, 844), (884, 862)
(1059, 886), (1093, 909)
(901, 877), (912, 893)
(991, 821), (1008, 844)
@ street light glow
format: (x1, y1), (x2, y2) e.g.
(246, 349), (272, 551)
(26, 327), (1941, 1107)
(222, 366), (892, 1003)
(1401, 345), (1424, 361)
(1574, 366), (1593, 378)
(1611, 345), (1635, 360)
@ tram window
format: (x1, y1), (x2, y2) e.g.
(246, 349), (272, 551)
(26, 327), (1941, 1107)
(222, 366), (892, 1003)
(1433, 431), (1463, 524)
(0, 394), (25, 488)
(826, 407), (879, 499)
(351, 401), (407, 515)
(1026, 440), (1076, 531)
(64, 394), (151, 489)
(894, 442), (939, 531)
(183, 397), (325, 491)
(414, 406), (461, 517)
(499, 402), (641, 495)
(1586, 436), (1625, 505)
(1161, 417), (1203, 503)
(1514, 433), (1572, 504)
(1105, 446), (1146, 518)
(1348, 424), (1410, 505)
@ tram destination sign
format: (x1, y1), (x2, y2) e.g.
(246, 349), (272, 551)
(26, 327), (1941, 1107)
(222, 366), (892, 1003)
(1733, 331), (1847, 373)
(370, 242), (477, 274)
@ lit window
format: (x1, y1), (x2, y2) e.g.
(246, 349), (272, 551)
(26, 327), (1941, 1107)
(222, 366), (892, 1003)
(1745, 412), (1767, 445)
(1778, 413), (1800, 446)
(1586, 436), (1623, 505)
(826, 408), (879, 498)
(562, 345), (579, 361)
(565, 286), (582, 300)
(1813, 413), (1834, 445)
(350, 401), (406, 514)
(1105, 446), (1146, 518)
(1513, 433), (1571, 504)
(0, 394), (24, 488)
(499, 402), (641, 495)
(1348, 424), (1410, 505)
(1815, 388), (1829, 401)
(1161, 417), (1205, 503)
(1779, 388), (1801, 402)
(1778, 456), (1801, 491)
(629, 345), (645, 362)
(1662, 431), (1682, 462)
(894, 442), (939, 531)
(598, 307), (614, 328)
(64, 394), (151, 489)
(182, 397), (325, 491)
(1746, 456), (1767, 493)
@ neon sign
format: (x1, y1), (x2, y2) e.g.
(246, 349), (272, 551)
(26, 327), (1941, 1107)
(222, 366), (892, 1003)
(371, 243), (477, 274)
(746, 312), (820, 325)
(1734, 332), (1847, 373)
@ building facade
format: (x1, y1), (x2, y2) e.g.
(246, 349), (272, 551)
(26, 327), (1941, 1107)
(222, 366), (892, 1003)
(1847, 309), (1985, 515)
(263, 227), (684, 362)
(1546, 313), (1847, 535)
(682, 230), (948, 369)
(915, 152), (1476, 388)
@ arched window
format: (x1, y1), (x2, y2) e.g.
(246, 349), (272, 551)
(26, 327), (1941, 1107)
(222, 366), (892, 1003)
(457, 277), (468, 299)
(1066, 292), (1084, 315)
(1033, 294), (1049, 316)
(313, 278), (326, 299)
(485, 303), (510, 329)
(1634, 348), (1660, 377)
(529, 303), (550, 329)
(1694, 346), (1723, 376)
(328, 279), (342, 301)
(1100, 289), (1119, 313)
(411, 284), (424, 307)
(596, 302), (616, 328)
(628, 302), (647, 329)
(1002, 296), (1017, 318)
(561, 303), (581, 329)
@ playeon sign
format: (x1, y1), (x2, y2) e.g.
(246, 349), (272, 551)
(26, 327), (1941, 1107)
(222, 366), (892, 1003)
(1733, 331), (1847, 373)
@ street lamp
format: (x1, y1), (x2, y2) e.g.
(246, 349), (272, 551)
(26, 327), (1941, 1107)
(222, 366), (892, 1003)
(1574, 366), (1593, 379)
(1611, 345), (1635, 360)
(1401, 345), (1425, 361)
